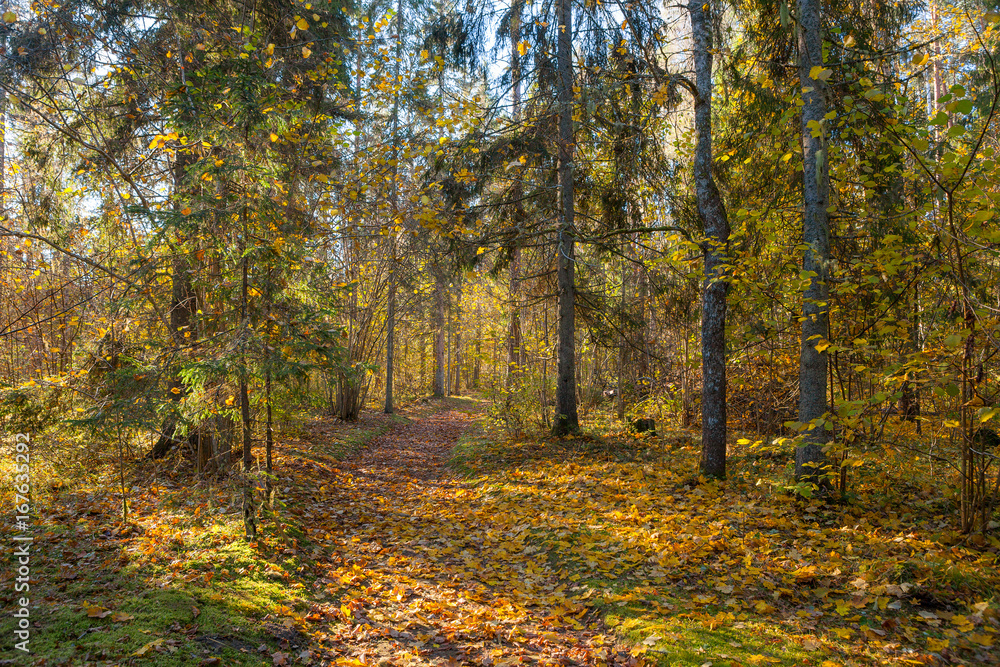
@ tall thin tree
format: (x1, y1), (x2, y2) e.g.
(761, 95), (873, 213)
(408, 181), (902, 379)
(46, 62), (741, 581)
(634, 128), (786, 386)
(385, 0), (404, 414)
(795, 0), (831, 484)
(690, 0), (730, 479)
(552, 0), (579, 435)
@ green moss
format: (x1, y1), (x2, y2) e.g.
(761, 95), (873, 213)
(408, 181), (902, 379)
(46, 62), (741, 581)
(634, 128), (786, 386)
(607, 602), (816, 666)
(0, 584), (280, 665)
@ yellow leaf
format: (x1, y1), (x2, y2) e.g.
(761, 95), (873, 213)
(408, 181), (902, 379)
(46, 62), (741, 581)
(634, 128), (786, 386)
(754, 600), (775, 614)
(133, 639), (164, 657)
(270, 133), (279, 142)
(420, 49), (429, 59)
(302, 46), (312, 58)
(970, 633), (994, 647)
(809, 66), (833, 81)
(911, 53), (929, 67)
(926, 636), (949, 651)
(2, 10), (16, 22)
(517, 41), (529, 56)
(181, 207), (192, 215)
(476, 247), (486, 255)
(86, 605), (111, 618)
(296, 17), (309, 30)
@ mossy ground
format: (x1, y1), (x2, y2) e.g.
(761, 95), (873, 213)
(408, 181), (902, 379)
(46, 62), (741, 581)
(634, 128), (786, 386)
(448, 408), (1000, 666)
(2, 400), (997, 666)
(0, 402), (435, 666)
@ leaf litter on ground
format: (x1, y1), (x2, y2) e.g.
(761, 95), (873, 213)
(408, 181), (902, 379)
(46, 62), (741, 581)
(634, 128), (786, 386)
(2, 399), (999, 667)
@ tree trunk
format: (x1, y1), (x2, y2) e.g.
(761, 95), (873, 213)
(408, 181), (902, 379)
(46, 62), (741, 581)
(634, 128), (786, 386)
(0, 82), (5, 219)
(507, 5), (525, 394)
(453, 280), (463, 394)
(795, 0), (831, 485)
(681, 323), (691, 428)
(240, 237), (256, 541)
(446, 293), (452, 397)
(690, 0), (730, 480)
(265, 369), (274, 506)
(473, 329), (481, 388)
(433, 273), (446, 397)
(552, 0), (578, 436)
(151, 149), (198, 459)
(617, 253), (626, 421)
(385, 280), (396, 412)
(384, 0), (404, 414)
(420, 333), (427, 392)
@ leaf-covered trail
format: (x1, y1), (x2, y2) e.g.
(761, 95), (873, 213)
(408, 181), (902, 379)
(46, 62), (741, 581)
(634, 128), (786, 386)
(288, 404), (636, 666)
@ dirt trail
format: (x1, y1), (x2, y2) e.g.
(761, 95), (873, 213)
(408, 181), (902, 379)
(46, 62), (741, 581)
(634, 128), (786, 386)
(295, 405), (639, 666)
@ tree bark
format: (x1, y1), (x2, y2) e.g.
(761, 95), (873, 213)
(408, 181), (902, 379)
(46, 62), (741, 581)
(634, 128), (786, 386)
(384, 0), (404, 414)
(617, 252), (626, 421)
(433, 273), (446, 397)
(690, 0), (730, 480)
(795, 0), (831, 484)
(453, 280), (463, 394)
(507, 4), (525, 394)
(151, 149), (198, 459)
(265, 369), (274, 506)
(240, 230), (256, 541)
(552, 0), (578, 435)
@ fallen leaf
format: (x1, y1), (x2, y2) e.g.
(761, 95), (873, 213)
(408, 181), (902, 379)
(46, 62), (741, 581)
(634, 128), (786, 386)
(85, 605), (112, 619)
(133, 639), (164, 657)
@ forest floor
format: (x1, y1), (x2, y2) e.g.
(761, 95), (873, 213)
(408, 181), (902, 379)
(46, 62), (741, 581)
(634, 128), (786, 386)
(1, 397), (999, 666)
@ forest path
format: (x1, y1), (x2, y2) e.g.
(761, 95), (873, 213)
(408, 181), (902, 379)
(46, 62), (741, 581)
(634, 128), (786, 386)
(293, 400), (638, 666)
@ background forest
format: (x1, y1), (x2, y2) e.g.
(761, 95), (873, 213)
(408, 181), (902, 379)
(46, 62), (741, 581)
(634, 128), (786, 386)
(1, 0), (1000, 664)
